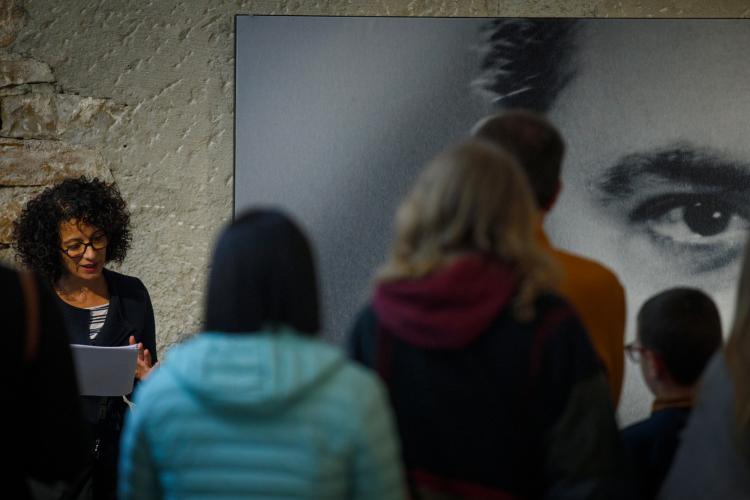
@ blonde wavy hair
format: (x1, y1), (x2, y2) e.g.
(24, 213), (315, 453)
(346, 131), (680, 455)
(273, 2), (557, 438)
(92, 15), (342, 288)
(377, 140), (558, 320)
(726, 240), (750, 461)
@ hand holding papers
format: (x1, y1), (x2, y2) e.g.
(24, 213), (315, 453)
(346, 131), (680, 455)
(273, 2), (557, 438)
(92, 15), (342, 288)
(129, 335), (156, 380)
(71, 344), (139, 397)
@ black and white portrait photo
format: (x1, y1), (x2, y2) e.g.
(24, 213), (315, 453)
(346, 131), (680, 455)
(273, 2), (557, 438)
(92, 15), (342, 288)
(235, 16), (750, 423)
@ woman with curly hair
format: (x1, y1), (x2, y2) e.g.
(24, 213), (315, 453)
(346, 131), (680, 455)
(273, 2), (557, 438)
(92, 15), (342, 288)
(348, 140), (628, 499)
(13, 176), (156, 500)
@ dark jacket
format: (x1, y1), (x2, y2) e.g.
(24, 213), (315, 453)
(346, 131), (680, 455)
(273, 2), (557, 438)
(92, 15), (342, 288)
(349, 255), (627, 500)
(622, 406), (691, 500)
(6, 266), (90, 500)
(55, 268), (156, 500)
(58, 268), (156, 355)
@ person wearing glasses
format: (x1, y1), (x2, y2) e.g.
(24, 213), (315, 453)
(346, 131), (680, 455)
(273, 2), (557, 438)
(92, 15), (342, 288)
(621, 288), (722, 499)
(13, 176), (157, 500)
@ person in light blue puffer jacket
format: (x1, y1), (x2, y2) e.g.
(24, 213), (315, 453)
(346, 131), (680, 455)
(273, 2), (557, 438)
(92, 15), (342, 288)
(118, 209), (407, 500)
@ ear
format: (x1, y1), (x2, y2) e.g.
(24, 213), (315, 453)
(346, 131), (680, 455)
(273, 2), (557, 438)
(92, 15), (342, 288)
(644, 350), (668, 381)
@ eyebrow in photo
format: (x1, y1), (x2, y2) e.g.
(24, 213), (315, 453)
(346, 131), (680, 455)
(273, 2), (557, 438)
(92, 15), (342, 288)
(595, 144), (750, 200)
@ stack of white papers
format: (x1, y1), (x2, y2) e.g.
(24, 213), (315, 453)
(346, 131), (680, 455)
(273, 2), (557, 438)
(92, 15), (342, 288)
(70, 344), (138, 397)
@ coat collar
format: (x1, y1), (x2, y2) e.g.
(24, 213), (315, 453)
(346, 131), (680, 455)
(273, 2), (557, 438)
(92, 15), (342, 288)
(651, 394), (694, 413)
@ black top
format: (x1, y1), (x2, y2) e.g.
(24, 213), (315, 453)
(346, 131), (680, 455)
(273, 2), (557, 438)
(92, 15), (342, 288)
(55, 268), (156, 500)
(56, 268), (157, 418)
(622, 406), (692, 500)
(57, 268), (156, 355)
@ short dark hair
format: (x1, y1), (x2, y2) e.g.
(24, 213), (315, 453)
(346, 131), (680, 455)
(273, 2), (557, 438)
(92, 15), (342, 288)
(472, 110), (565, 209)
(204, 209), (320, 336)
(472, 18), (580, 113)
(12, 177), (132, 283)
(637, 287), (723, 386)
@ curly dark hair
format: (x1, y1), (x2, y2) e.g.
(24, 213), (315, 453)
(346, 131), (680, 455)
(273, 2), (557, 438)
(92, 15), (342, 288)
(12, 177), (132, 283)
(472, 18), (580, 113)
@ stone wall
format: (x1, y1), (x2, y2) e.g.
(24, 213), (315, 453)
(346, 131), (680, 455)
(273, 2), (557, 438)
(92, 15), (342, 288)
(3, 0), (749, 354)
(0, 3), (117, 253)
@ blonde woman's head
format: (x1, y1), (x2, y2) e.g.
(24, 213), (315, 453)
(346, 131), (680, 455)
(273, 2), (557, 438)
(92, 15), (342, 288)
(378, 139), (557, 318)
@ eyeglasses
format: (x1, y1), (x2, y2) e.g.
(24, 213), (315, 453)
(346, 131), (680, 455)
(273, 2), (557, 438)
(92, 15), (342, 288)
(61, 233), (108, 258)
(624, 341), (646, 363)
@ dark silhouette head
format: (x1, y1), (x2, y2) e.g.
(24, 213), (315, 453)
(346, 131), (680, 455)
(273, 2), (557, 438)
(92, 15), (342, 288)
(204, 209), (320, 335)
(637, 287), (722, 386)
(472, 110), (565, 211)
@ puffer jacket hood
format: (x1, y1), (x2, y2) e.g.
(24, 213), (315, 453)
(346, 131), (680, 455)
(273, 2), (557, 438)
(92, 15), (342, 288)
(163, 329), (345, 412)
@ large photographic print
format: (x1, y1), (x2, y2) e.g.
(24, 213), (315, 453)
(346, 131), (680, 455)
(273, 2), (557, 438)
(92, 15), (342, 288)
(235, 16), (750, 423)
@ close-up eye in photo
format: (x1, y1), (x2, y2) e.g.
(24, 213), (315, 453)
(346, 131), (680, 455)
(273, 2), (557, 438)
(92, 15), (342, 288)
(630, 192), (750, 272)
(591, 145), (750, 275)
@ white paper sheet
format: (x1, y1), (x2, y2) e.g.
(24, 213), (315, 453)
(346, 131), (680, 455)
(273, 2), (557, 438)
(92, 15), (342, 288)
(70, 344), (138, 397)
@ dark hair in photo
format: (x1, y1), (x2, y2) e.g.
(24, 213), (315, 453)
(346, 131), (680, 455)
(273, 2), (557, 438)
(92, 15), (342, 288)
(637, 287), (723, 386)
(472, 18), (579, 113)
(12, 176), (132, 283)
(204, 209), (320, 335)
(472, 110), (565, 209)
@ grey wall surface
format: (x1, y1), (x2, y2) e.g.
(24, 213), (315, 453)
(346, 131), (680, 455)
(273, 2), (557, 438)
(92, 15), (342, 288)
(236, 16), (488, 341)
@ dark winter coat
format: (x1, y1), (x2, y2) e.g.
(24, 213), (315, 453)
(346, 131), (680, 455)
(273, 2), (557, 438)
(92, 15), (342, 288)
(349, 255), (629, 500)
(56, 268), (156, 500)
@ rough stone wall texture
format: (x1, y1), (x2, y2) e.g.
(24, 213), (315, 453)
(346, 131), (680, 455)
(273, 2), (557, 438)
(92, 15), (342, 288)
(4, 0), (749, 354)
(0, 1), (117, 258)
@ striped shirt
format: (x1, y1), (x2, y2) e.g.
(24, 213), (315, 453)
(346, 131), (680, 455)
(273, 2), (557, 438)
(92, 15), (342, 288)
(88, 303), (109, 340)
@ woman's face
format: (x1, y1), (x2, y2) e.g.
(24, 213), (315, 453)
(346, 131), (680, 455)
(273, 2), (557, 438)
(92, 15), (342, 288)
(59, 219), (107, 281)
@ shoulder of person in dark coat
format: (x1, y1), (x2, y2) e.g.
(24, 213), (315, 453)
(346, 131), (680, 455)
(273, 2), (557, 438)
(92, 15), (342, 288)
(103, 268), (148, 297)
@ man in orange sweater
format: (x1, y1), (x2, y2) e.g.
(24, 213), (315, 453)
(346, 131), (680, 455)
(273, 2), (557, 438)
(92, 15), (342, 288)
(473, 110), (627, 405)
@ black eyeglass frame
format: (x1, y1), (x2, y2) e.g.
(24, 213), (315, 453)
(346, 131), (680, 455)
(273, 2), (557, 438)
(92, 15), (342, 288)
(60, 233), (109, 258)
(624, 341), (646, 363)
